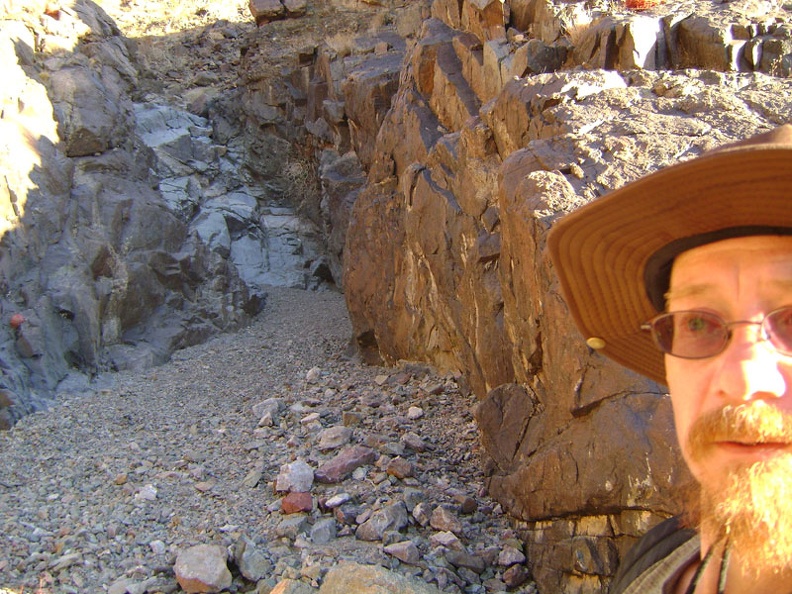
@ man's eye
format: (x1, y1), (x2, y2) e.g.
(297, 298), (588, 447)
(680, 313), (717, 334)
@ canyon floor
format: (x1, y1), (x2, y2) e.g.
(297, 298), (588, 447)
(0, 287), (532, 593)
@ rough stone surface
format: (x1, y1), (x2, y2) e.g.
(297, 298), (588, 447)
(174, 544), (233, 593)
(4, 0), (792, 593)
(329, 2), (792, 593)
(320, 561), (444, 594)
(0, 0), (333, 427)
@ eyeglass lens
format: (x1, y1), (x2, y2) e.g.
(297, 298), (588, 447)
(647, 307), (792, 359)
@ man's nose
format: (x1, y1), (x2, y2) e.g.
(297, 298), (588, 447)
(715, 324), (788, 400)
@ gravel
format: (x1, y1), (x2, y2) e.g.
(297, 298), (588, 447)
(0, 287), (536, 594)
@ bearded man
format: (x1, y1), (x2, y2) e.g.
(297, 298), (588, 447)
(548, 124), (792, 593)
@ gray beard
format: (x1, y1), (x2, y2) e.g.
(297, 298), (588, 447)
(698, 456), (792, 578)
(687, 403), (792, 578)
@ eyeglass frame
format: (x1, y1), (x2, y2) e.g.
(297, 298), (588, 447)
(640, 306), (792, 359)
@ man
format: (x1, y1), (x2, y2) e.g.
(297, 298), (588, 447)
(547, 123), (792, 593)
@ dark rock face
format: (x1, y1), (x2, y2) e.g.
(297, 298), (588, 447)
(0, 1), (332, 427)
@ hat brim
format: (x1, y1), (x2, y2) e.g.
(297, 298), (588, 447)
(548, 135), (792, 386)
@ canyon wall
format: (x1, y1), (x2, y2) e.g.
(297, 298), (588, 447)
(0, 0), (331, 427)
(255, 0), (792, 591)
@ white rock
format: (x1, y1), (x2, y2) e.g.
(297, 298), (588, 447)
(324, 493), (352, 508)
(135, 484), (158, 501)
(407, 406), (424, 420)
(306, 366), (322, 383)
(275, 459), (314, 493)
(174, 544), (232, 594)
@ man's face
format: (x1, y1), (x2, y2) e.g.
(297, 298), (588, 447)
(665, 235), (792, 480)
(665, 235), (792, 571)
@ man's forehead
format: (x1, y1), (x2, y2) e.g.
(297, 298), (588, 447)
(666, 235), (792, 302)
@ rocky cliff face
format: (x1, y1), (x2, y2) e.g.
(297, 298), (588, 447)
(0, 0), (331, 427)
(254, 0), (792, 592)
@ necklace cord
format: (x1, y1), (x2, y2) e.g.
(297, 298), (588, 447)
(683, 538), (730, 594)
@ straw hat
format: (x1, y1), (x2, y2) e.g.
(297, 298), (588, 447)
(547, 124), (792, 386)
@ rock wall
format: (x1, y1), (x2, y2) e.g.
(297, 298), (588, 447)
(273, 0), (792, 592)
(0, 1), (330, 427)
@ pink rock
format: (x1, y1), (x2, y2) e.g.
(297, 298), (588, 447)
(315, 445), (376, 483)
(430, 506), (464, 535)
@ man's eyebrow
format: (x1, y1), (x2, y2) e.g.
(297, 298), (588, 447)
(665, 278), (792, 304)
(770, 278), (792, 293)
(663, 284), (712, 304)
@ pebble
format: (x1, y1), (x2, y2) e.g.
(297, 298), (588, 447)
(386, 456), (414, 479)
(430, 506), (464, 535)
(498, 545), (527, 567)
(407, 406), (424, 419)
(275, 460), (315, 493)
(314, 445), (377, 483)
(323, 493), (351, 508)
(384, 540), (421, 565)
(316, 426), (352, 451)
(0, 288), (535, 593)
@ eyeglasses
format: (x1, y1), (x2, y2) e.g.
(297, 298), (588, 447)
(641, 306), (792, 359)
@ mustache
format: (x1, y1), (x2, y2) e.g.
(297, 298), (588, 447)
(687, 403), (792, 459)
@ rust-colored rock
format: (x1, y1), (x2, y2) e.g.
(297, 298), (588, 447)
(281, 491), (314, 514)
(9, 313), (24, 329)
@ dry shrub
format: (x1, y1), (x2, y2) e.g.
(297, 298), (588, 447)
(282, 158), (321, 221)
(564, 20), (593, 45)
(559, 4), (596, 44)
(327, 32), (355, 58)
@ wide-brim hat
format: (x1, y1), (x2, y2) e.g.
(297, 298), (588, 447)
(547, 124), (792, 386)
